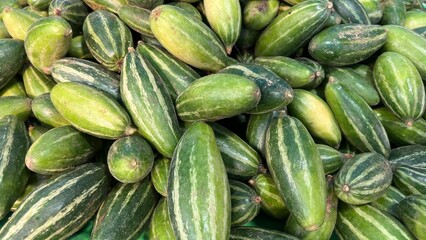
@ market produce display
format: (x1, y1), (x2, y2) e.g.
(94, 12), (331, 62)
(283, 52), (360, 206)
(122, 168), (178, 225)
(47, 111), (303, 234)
(0, 0), (426, 239)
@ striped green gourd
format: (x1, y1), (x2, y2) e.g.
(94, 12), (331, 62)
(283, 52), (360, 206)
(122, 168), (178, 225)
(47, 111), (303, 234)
(265, 112), (326, 231)
(1, 7), (41, 40)
(383, 25), (426, 79)
(331, 0), (371, 24)
(25, 16), (73, 75)
(118, 5), (152, 36)
(350, 64), (375, 84)
(380, 0), (406, 25)
(68, 35), (93, 59)
(243, 0), (279, 30)
(246, 111), (275, 157)
(373, 52), (425, 123)
(11, 173), (48, 212)
(254, 56), (319, 88)
(236, 27), (261, 49)
(121, 50), (181, 158)
(136, 42), (200, 100)
(296, 57), (325, 89)
(28, 125), (50, 143)
(50, 82), (136, 139)
(388, 145), (426, 195)
(0, 96), (32, 121)
(168, 122), (231, 240)
(92, 178), (159, 240)
(317, 144), (345, 174)
(49, 0), (89, 34)
(0, 39), (26, 88)
(336, 203), (414, 240)
(287, 89), (341, 148)
(219, 63), (294, 114)
(0, 77), (26, 97)
(285, 175), (338, 240)
(25, 125), (101, 175)
(28, 0), (51, 10)
(208, 122), (260, 180)
(397, 195), (426, 240)
(0, 115), (31, 219)
(31, 93), (71, 127)
(326, 67), (380, 106)
(325, 78), (390, 157)
(83, 10), (133, 72)
(0, 163), (111, 240)
(229, 180), (261, 226)
(82, 0), (127, 14)
(309, 24), (387, 66)
(371, 185), (405, 218)
(149, 198), (176, 240)
(249, 173), (289, 220)
(52, 58), (120, 99)
(107, 135), (155, 183)
(254, 0), (332, 57)
(358, 0), (383, 23)
(151, 156), (170, 197)
(22, 64), (56, 98)
(204, 0), (241, 54)
(404, 10), (426, 30)
(375, 107), (426, 146)
(150, 5), (230, 71)
(334, 152), (393, 205)
(230, 227), (299, 240)
(176, 73), (260, 121)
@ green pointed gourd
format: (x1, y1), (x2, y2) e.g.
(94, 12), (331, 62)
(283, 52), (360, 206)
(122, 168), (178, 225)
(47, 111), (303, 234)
(0, 39), (26, 88)
(49, 0), (89, 35)
(22, 64), (56, 98)
(243, 0), (279, 30)
(150, 5), (230, 71)
(31, 93), (71, 127)
(83, 10), (133, 72)
(2, 6), (41, 40)
(118, 5), (152, 36)
(25, 16), (73, 75)
(0, 96), (32, 121)
(204, 0), (241, 54)
(121, 50), (181, 158)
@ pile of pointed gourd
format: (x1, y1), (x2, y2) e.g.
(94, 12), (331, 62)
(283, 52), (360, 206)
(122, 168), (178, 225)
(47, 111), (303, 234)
(0, 0), (426, 239)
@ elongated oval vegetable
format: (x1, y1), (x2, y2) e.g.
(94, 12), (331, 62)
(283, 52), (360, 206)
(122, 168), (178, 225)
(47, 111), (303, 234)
(48, 0), (88, 34)
(2, 6), (41, 40)
(121, 50), (181, 158)
(331, 0), (371, 24)
(204, 0), (241, 54)
(149, 198), (176, 240)
(309, 24), (387, 66)
(118, 5), (152, 36)
(107, 135), (155, 183)
(374, 107), (426, 146)
(91, 178), (159, 240)
(249, 173), (289, 220)
(0, 163), (111, 240)
(68, 35), (93, 59)
(317, 144), (345, 174)
(0, 77), (26, 97)
(254, 0), (332, 57)
(150, 5), (230, 71)
(358, 0), (383, 23)
(336, 203), (414, 240)
(52, 58), (120, 99)
(51, 82), (135, 139)
(397, 195), (426, 240)
(246, 112), (275, 157)
(243, 0), (279, 30)
(168, 122), (231, 240)
(288, 89), (341, 148)
(373, 52), (425, 122)
(0, 96), (32, 121)
(0, 115), (31, 219)
(266, 113), (326, 231)
(383, 25), (426, 79)
(31, 93), (71, 127)
(229, 180), (261, 226)
(220, 63), (293, 114)
(25, 16), (73, 75)
(371, 185), (405, 218)
(176, 73), (261, 122)
(380, 0), (405, 25)
(22, 64), (56, 98)
(0, 39), (26, 88)
(137, 43), (199, 100)
(25, 125), (101, 175)
(334, 152), (393, 205)
(151, 157), (170, 197)
(83, 10), (133, 72)
(325, 79), (390, 157)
